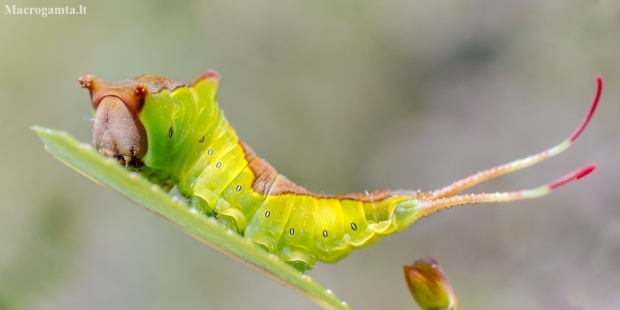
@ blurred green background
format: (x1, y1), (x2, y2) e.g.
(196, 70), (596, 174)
(1, 1), (619, 309)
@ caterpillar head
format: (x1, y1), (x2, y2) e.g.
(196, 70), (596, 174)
(79, 74), (149, 167)
(79, 72), (217, 167)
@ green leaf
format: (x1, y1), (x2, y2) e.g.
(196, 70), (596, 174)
(32, 126), (352, 310)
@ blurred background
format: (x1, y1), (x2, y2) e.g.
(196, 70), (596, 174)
(1, 0), (619, 309)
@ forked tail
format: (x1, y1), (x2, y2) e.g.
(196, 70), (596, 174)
(395, 76), (602, 226)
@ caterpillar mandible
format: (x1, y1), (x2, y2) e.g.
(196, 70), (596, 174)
(79, 71), (601, 272)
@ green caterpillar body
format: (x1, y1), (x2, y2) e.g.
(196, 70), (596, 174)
(79, 70), (600, 272)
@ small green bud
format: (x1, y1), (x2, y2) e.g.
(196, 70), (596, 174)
(403, 257), (458, 310)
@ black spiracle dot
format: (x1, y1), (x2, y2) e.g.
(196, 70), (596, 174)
(215, 161), (222, 168)
(199, 136), (205, 143)
(235, 185), (242, 192)
(207, 149), (213, 155)
(322, 230), (328, 238)
(265, 210), (270, 218)
(289, 228), (294, 235)
(350, 222), (358, 231)
(168, 126), (173, 138)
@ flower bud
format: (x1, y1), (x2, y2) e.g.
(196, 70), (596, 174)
(403, 257), (458, 310)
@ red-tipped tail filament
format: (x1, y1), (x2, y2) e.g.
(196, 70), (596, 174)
(419, 76), (602, 216)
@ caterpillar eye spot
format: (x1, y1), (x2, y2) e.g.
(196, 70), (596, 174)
(322, 230), (328, 238)
(199, 136), (205, 143)
(351, 222), (358, 231)
(235, 185), (242, 192)
(207, 149), (213, 155)
(215, 161), (222, 168)
(264, 210), (270, 218)
(168, 126), (173, 138)
(289, 228), (294, 235)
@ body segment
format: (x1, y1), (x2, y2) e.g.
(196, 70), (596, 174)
(80, 71), (601, 272)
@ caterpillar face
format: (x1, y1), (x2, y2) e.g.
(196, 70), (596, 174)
(92, 95), (147, 166)
(79, 74), (186, 167)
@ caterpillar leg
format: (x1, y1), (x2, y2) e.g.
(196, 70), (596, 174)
(188, 196), (215, 217)
(428, 76), (602, 200)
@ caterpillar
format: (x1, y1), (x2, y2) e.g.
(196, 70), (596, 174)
(79, 70), (601, 272)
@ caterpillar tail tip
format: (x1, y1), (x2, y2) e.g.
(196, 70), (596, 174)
(548, 163), (596, 190)
(568, 76), (602, 143)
